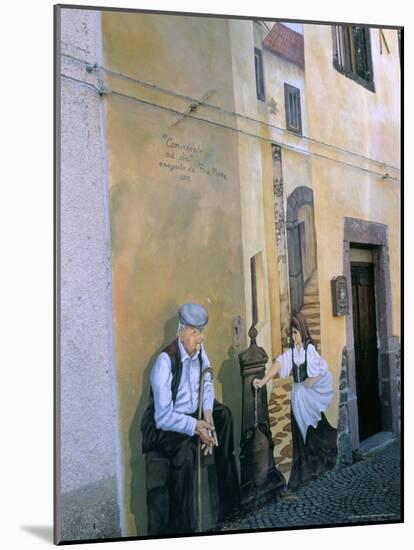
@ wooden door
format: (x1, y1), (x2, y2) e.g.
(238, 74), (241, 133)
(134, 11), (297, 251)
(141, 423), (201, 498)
(287, 221), (304, 314)
(351, 263), (382, 441)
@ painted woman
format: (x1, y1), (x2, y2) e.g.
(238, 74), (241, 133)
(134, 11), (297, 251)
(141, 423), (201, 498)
(253, 312), (337, 490)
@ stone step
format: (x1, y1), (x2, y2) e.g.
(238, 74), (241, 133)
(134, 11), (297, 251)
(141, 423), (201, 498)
(302, 303), (320, 310)
(301, 304), (321, 315)
(301, 312), (320, 319)
(302, 296), (320, 304)
(300, 316), (320, 327)
(302, 317), (320, 324)
(303, 287), (319, 294)
(303, 321), (320, 329)
(301, 315), (320, 322)
(280, 442), (293, 457)
(303, 295), (320, 302)
(278, 462), (291, 475)
(304, 321), (320, 329)
(305, 314), (320, 320)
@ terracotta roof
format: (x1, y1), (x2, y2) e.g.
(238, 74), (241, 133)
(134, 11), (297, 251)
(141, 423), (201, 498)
(263, 23), (305, 69)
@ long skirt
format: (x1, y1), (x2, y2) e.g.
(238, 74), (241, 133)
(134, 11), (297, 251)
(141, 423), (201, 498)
(288, 408), (337, 491)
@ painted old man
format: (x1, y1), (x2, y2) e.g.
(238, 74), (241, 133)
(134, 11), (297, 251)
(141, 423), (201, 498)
(141, 303), (240, 534)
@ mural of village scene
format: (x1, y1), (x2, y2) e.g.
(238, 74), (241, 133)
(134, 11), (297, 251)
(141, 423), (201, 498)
(57, 6), (402, 543)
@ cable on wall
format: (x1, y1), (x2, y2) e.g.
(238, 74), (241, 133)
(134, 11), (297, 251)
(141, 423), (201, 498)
(61, 52), (400, 174)
(61, 72), (400, 182)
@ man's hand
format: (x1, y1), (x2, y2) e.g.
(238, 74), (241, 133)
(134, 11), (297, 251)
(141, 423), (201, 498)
(204, 410), (214, 427)
(201, 442), (214, 456)
(195, 419), (216, 447)
(201, 410), (218, 455)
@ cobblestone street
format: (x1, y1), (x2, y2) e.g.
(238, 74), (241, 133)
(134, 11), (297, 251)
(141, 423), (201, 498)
(218, 438), (401, 532)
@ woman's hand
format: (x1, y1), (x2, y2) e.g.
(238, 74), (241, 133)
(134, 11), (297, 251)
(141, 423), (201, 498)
(304, 374), (322, 388)
(252, 378), (264, 390)
(304, 378), (314, 389)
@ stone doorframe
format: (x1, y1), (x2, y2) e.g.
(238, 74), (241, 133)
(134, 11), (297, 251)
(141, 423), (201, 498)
(343, 218), (400, 448)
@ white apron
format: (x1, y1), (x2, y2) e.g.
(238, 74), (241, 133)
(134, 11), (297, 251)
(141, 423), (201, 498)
(277, 344), (334, 442)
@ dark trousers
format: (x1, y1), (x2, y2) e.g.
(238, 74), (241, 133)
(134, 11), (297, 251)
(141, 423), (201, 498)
(145, 399), (241, 534)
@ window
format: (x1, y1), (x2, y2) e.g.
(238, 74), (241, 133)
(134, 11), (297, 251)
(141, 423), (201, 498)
(254, 48), (265, 101)
(332, 25), (375, 92)
(284, 83), (302, 134)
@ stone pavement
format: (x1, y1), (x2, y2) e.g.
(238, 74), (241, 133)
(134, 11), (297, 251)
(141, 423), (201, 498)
(217, 438), (401, 531)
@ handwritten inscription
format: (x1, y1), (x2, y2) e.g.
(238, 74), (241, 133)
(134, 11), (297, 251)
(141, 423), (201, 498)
(158, 133), (227, 184)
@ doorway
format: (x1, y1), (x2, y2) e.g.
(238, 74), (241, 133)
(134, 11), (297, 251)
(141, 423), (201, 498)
(343, 219), (399, 450)
(351, 261), (381, 441)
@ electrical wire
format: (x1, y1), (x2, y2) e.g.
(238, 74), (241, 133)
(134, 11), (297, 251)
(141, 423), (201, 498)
(60, 72), (400, 182)
(61, 51), (400, 174)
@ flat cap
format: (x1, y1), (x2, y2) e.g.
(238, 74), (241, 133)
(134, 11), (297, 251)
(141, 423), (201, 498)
(178, 303), (208, 329)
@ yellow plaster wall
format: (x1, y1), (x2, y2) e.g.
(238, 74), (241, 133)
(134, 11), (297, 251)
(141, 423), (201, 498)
(302, 24), (401, 426)
(229, 19), (274, 361)
(303, 25), (400, 169)
(282, 149), (312, 195)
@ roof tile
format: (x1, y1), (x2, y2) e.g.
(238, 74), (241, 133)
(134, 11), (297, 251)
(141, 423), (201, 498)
(263, 23), (305, 69)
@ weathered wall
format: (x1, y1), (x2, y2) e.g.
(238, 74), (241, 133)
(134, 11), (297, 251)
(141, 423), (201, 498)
(58, 7), (124, 543)
(101, 12), (248, 535)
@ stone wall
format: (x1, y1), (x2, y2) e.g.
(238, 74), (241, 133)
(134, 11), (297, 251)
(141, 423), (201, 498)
(336, 348), (353, 467)
(57, 6), (124, 542)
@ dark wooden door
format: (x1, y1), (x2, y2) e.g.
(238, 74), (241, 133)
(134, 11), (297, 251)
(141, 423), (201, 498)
(287, 221), (304, 314)
(351, 263), (382, 441)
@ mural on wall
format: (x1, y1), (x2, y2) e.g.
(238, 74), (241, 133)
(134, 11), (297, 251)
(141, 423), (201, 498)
(57, 5), (401, 544)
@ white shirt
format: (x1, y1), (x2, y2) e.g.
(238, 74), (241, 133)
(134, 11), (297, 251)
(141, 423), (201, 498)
(150, 340), (214, 437)
(277, 344), (334, 442)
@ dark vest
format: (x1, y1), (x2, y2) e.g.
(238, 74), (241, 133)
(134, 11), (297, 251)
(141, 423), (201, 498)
(140, 339), (203, 453)
(291, 345), (309, 383)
